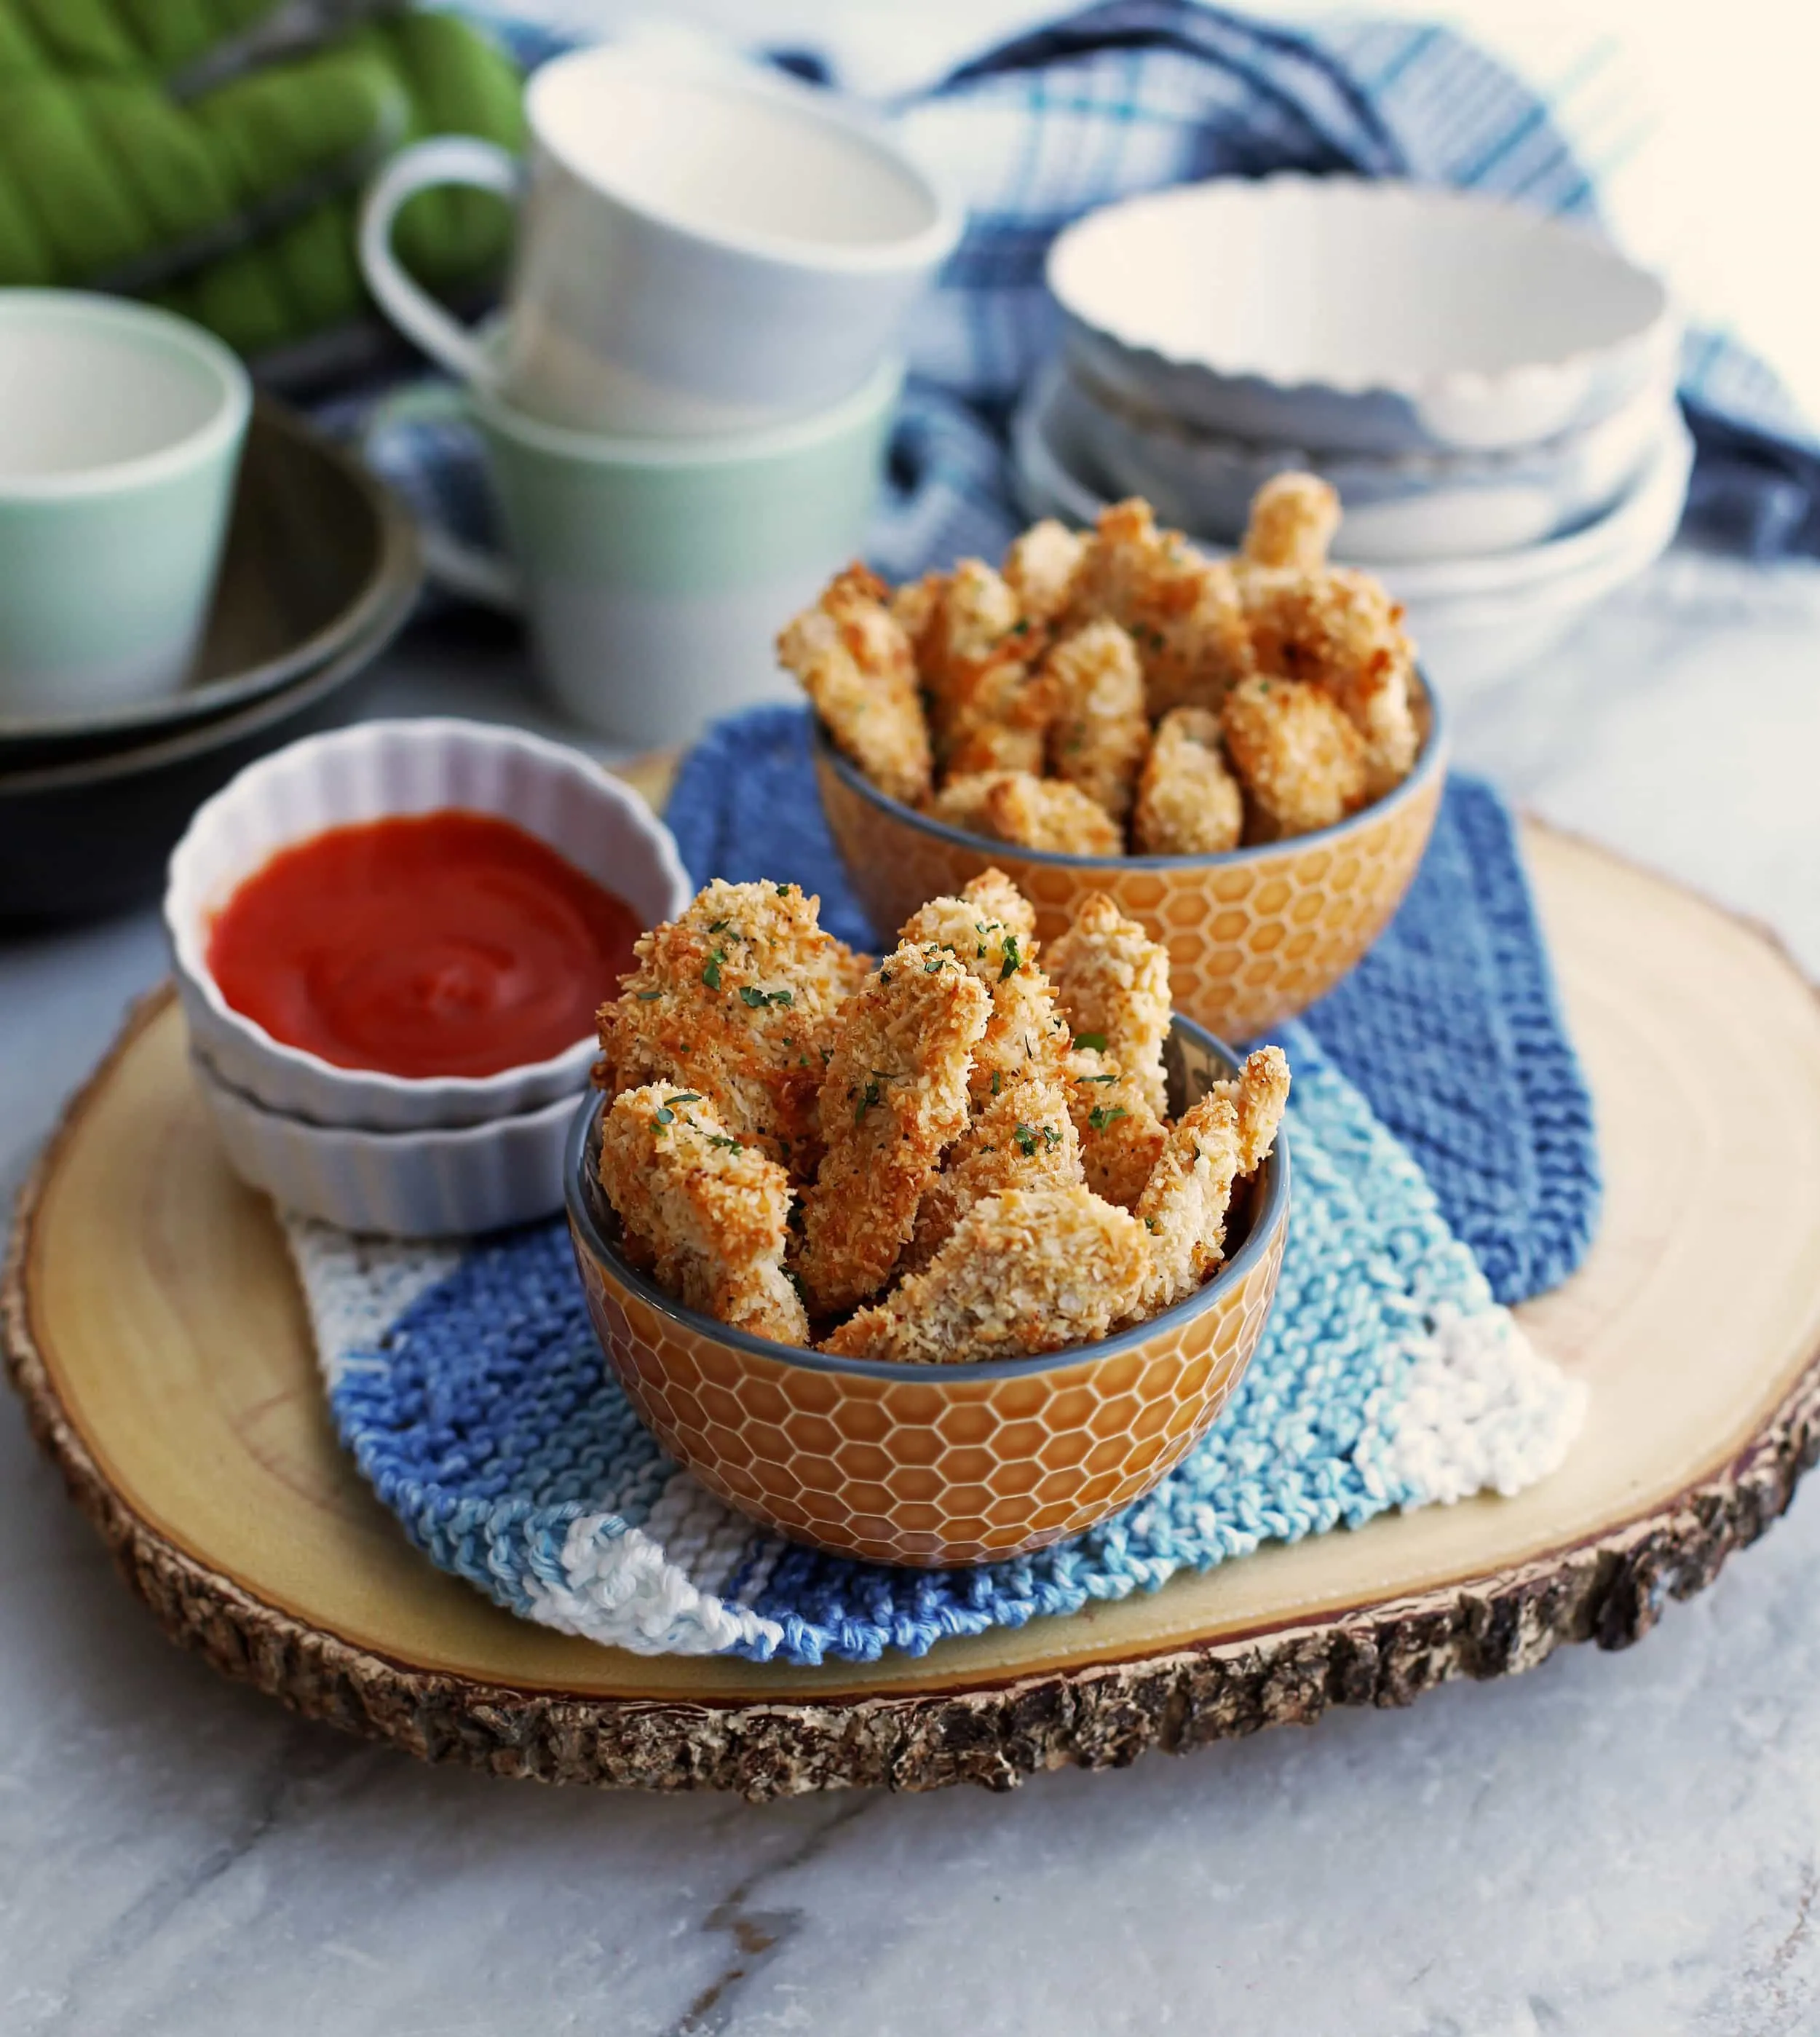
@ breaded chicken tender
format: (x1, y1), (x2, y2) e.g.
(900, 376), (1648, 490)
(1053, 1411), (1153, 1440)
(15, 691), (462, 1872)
(778, 563), (933, 807)
(931, 770), (1123, 856)
(1242, 472), (1341, 572)
(1069, 499), (1253, 719)
(1040, 618), (1150, 823)
(1239, 565), (1419, 798)
(1003, 518), (1087, 628)
(596, 879), (866, 1180)
(919, 558), (1049, 778)
(1047, 891), (1172, 1118)
(1131, 1048), (1288, 1315)
(900, 890), (1071, 1104)
(960, 866), (1037, 947)
(1221, 672), (1369, 838)
(1132, 705), (1244, 855)
(1065, 1047), (1168, 1209)
(599, 1084), (808, 1345)
(823, 1186), (1149, 1363)
(795, 944), (990, 1316)
(906, 1072), (1083, 1268)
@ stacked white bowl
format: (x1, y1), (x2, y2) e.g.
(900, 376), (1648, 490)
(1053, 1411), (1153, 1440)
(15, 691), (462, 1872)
(1019, 176), (1688, 692)
(164, 719), (692, 1236)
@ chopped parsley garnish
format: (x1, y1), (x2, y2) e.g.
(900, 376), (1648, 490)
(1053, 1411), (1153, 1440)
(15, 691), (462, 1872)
(998, 933), (1021, 981)
(991, 1069), (1002, 1096)
(775, 882), (793, 896)
(739, 985), (794, 1009)
(705, 1134), (743, 1152)
(854, 1077), (882, 1125)
(653, 1107), (674, 1127)
(1013, 1123), (1038, 1155)
(1088, 1104), (1130, 1132)
(668, 1093), (702, 1104)
(701, 949), (726, 989)
(1075, 1073), (1118, 1085)
(925, 957), (946, 973)
(1144, 1215), (1160, 1233)
(879, 968), (892, 984)
(1072, 1031), (1108, 1053)
(636, 990), (662, 1002)
(708, 918), (732, 933)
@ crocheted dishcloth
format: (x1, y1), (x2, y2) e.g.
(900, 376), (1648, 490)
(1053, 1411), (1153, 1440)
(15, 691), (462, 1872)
(290, 1027), (1584, 1666)
(665, 706), (1600, 1307)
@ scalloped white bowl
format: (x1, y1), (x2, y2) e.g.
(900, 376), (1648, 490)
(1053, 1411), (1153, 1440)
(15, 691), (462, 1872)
(165, 717), (692, 1132)
(191, 1052), (580, 1236)
(1048, 175), (1679, 456)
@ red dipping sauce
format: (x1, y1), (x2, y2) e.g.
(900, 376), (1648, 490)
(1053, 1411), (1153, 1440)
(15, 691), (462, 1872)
(206, 811), (641, 1079)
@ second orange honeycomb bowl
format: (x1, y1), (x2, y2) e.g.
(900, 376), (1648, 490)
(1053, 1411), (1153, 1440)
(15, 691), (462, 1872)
(812, 668), (1447, 1042)
(565, 1016), (1291, 1568)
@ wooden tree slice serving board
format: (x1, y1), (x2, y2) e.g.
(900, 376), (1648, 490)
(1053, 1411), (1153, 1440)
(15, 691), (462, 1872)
(7, 820), (1820, 1798)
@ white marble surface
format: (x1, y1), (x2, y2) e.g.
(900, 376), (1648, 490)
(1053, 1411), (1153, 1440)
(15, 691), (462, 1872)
(4, 550), (1820, 2036)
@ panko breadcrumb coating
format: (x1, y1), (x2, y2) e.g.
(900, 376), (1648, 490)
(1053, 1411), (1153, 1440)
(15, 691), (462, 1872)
(1239, 564), (1419, 799)
(1132, 705), (1244, 855)
(930, 770), (1123, 855)
(1242, 472), (1341, 572)
(1065, 1047), (1168, 1209)
(906, 1072), (1083, 1268)
(778, 563), (932, 807)
(596, 880), (870, 1180)
(795, 943), (990, 1316)
(1221, 672), (1369, 838)
(1003, 518), (1087, 628)
(822, 1186), (1149, 1363)
(599, 1084), (809, 1345)
(899, 891), (1071, 1104)
(920, 558), (1049, 778)
(961, 866), (1037, 946)
(1069, 499), (1253, 719)
(1047, 892), (1172, 1118)
(1040, 618), (1150, 823)
(1132, 1047), (1288, 1315)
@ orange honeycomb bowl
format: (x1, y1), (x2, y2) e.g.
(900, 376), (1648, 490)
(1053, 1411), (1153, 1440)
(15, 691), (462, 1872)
(564, 1018), (1290, 1568)
(812, 670), (1447, 1041)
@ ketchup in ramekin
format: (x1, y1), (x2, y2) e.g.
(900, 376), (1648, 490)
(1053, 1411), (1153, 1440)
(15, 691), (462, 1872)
(205, 812), (641, 1078)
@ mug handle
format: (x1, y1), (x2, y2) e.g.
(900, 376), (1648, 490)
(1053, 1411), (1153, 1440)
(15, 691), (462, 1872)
(358, 135), (526, 387)
(360, 381), (523, 614)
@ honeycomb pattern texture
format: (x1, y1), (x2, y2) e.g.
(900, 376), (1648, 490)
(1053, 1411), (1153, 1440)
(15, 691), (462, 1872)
(813, 746), (1444, 1042)
(572, 1214), (1285, 1567)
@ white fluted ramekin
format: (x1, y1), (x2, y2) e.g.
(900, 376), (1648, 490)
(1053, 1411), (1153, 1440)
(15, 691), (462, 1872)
(165, 717), (692, 1131)
(192, 1053), (579, 1236)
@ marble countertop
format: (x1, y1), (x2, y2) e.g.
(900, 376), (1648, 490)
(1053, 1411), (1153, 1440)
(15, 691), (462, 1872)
(4, 550), (1819, 2036)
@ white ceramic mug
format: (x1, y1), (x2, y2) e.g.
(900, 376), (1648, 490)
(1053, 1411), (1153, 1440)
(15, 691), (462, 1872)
(0, 291), (249, 721)
(358, 45), (958, 436)
(364, 356), (901, 747)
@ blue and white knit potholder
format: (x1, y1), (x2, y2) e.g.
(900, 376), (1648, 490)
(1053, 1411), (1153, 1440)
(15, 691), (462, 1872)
(285, 708), (1593, 1668)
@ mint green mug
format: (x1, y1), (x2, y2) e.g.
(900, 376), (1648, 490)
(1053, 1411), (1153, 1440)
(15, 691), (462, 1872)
(0, 292), (250, 723)
(369, 355), (899, 748)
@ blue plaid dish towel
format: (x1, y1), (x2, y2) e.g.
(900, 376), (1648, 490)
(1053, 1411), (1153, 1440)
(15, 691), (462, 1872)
(363, 0), (1820, 573)
(283, 709), (1596, 1666)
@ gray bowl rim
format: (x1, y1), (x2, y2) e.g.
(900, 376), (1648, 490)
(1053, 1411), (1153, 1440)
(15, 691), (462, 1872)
(812, 664), (1447, 874)
(0, 395), (420, 751)
(563, 1011), (1291, 1385)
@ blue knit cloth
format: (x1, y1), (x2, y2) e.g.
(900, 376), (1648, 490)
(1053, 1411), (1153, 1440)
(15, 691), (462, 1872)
(665, 706), (1598, 1308)
(288, 709), (1597, 1665)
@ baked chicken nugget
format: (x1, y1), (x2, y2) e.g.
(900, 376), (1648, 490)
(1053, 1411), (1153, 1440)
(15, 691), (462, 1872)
(1132, 1047), (1288, 1315)
(900, 889), (1072, 1104)
(778, 563), (933, 807)
(1040, 617), (1150, 824)
(823, 1186), (1149, 1363)
(1242, 472), (1341, 572)
(921, 558), (1050, 778)
(1065, 1046), (1169, 1209)
(1047, 891), (1171, 1118)
(1239, 564), (1419, 798)
(931, 770), (1123, 856)
(599, 1083), (809, 1345)
(906, 1072), (1083, 1268)
(596, 879), (866, 1181)
(1221, 671), (1369, 838)
(1069, 499), (1253, 719)
(795, 944), (990, 1316)
(1003, 518), (1087, 628)
(1132, 704), (1244, 855)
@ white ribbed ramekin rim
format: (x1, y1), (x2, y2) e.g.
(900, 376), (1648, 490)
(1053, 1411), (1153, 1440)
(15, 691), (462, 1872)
(165, 717), (692, 1132)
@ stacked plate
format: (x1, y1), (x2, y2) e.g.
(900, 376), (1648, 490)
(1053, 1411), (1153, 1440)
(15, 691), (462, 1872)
(1022, 176), (1690, 692)
(0, 398), (420, 922)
